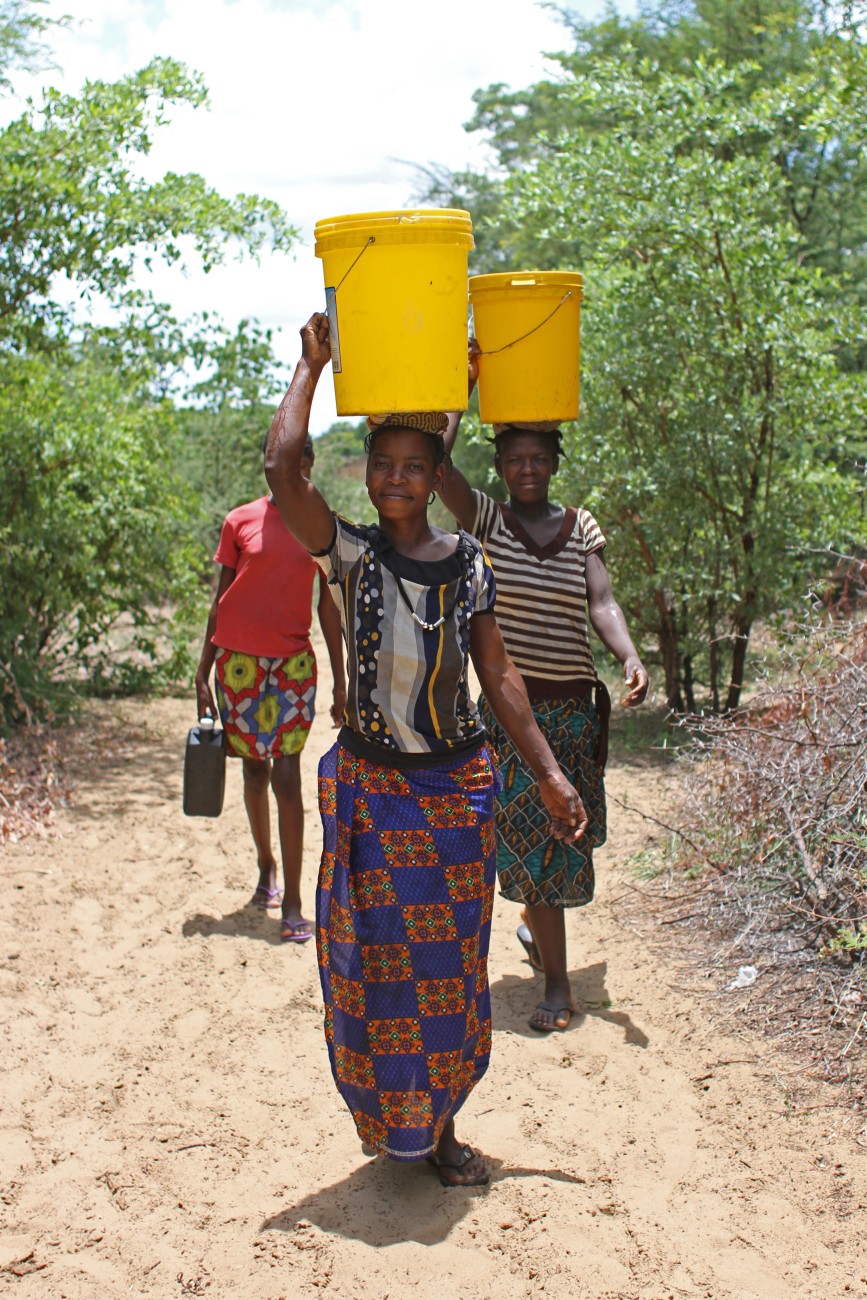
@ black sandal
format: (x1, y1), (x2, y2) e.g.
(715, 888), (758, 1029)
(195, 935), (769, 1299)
(516, 923), (543, 972)
(426, 1145), (490, 1188)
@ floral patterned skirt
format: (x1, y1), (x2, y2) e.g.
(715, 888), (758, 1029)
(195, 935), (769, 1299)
(215, 646), (316, 759)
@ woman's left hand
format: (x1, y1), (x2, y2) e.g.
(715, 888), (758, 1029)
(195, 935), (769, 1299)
(539, 772), (588, 842)
(331, 684), (347, 727)
(621, 656), (648, 708)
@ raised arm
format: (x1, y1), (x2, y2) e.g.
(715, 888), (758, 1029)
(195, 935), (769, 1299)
(470, 615), (588, 841)
(439, 338), (481, 532)
(264, 313), (336, 554)
(585, 551), (648, 707)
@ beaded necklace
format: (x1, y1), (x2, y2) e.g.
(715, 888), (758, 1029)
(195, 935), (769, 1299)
(368, 529), (476, 633)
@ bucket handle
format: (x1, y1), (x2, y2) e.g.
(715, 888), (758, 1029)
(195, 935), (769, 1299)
(323, 236), (376, 313)
(477, 290), (573, 356)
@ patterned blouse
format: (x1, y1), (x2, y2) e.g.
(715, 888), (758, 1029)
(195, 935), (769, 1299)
(470, 489), (605, 699)
(315, 516), (496, 764)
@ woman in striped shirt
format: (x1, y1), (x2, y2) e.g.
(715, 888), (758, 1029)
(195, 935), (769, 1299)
(439, 348), (648, 1032)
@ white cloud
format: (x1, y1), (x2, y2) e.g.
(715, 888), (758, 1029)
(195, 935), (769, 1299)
(9, 0), (595, 429)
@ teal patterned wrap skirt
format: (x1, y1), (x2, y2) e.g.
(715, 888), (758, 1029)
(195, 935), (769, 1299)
(479, 694), (607, 909)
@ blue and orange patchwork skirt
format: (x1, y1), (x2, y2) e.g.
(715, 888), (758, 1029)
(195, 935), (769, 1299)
(316, 742), (500, 1161)
(215, 646), (316, 760)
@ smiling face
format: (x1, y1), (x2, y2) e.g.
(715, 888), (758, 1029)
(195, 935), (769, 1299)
(495, 431), (558, 505)
(365, 428), (444, 520)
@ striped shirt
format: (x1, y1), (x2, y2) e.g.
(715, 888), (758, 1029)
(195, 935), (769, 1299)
(471, 489), (605, 697)
(315, 515), (496, 761)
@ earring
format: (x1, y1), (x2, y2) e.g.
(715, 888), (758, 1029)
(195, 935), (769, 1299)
(428, 491), (437, 505)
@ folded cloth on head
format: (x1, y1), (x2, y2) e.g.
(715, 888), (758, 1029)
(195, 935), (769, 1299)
(492, 420), (562, 435)
(366, 411), (449, 435)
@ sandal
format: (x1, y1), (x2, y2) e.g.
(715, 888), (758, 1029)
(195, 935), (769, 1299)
(426, 1145), (490, 1188)
(280, 917), (314, 944)
(251, 886), (282, 909)
(516, 923), (543, 972)
(528, 1002), (574, 1033)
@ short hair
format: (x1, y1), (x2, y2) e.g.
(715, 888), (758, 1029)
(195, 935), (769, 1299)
(363, 426), (446, 469)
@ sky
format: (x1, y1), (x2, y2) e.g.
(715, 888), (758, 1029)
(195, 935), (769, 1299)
(9, 0), (600, 431)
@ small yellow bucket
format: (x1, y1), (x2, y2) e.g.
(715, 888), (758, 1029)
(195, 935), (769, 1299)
(314, 209), (474, 416)
(469, 271), (584, 423)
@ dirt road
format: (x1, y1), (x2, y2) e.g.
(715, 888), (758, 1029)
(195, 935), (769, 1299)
(2, 665), (865, 1298)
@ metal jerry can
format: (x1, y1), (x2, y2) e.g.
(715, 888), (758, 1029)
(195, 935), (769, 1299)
(182, 716), (226, 817)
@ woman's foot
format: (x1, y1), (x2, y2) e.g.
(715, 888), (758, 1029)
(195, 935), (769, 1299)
(428, 1122), (489, 1187)
(280, 908), (313, 943)
(252, 859), (280, 907)
(528, 1000), (574, 1032)
(521, 904), (574, 1031)
(251, 884), (282, 909)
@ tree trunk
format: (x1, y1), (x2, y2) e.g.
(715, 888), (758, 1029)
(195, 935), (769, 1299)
(726, 528), (758, 711)
(726, 619), (752, 711)
(682, 651), (696, 714)
(707, 595), (721, 714)
(655, 590), (685, 711)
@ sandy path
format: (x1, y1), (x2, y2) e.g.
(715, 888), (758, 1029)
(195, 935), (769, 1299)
(2, 653), (866, 1298)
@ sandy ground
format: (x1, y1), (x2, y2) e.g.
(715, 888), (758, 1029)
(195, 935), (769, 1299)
(2, 644), (867, 1299)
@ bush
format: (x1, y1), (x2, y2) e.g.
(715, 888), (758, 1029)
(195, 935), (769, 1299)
(662, 616), (867, 1081)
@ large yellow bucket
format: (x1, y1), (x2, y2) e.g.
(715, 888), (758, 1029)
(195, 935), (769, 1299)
(314, 209), (474, 416)
(469, 271), (584, 423)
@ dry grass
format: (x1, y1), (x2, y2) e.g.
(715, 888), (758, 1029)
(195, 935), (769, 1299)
(0, 705), (141, 847)
(0, 728), (70, 846)
(634, 618), (867, 1103)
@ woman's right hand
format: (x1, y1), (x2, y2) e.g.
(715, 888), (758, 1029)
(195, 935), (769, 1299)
(195, 673), (216, 724)
(467, 336), (481, 393)
(539, 771), (588, 842)
(300, 312), (331, 372)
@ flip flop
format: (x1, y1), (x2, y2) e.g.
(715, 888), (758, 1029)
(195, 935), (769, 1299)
(280, 918), (314, 944)
(528, 1003), (574, 1033)
(426, 1145), (490, 1188)
(252, 886), (282, 909)
(516, 923), (543, 972)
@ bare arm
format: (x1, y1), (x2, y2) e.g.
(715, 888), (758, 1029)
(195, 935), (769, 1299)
(470, 614), (588, 840)
(264, 313), (336, 555)
(194, 564), (235, 720)
(316, 570), (347, 726)
(439, 338), (481, 531)
(585, 550), (648, 707)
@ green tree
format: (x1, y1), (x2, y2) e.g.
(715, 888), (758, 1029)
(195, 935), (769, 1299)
(510, 56), (866, 709)
(417, 0), (867, 708)
(418, 0), (867, 309)
(0, 0), (62, 92)
(0, 56), (295, 347)
(0, 338), (201, 722)
(175, 317), (286, 551)
(0, 22), (298, 726)
(310, 421), (376, 523)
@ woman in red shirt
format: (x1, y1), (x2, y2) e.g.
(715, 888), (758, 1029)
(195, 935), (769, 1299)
(195, 438), (346, 942)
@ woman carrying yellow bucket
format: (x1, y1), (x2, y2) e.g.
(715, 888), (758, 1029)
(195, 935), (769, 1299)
(265, 313), (588, 1185)
(439, 333), (648, 1033)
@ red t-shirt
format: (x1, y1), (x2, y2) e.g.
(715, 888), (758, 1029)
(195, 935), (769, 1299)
(212, 496), (319, 658)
